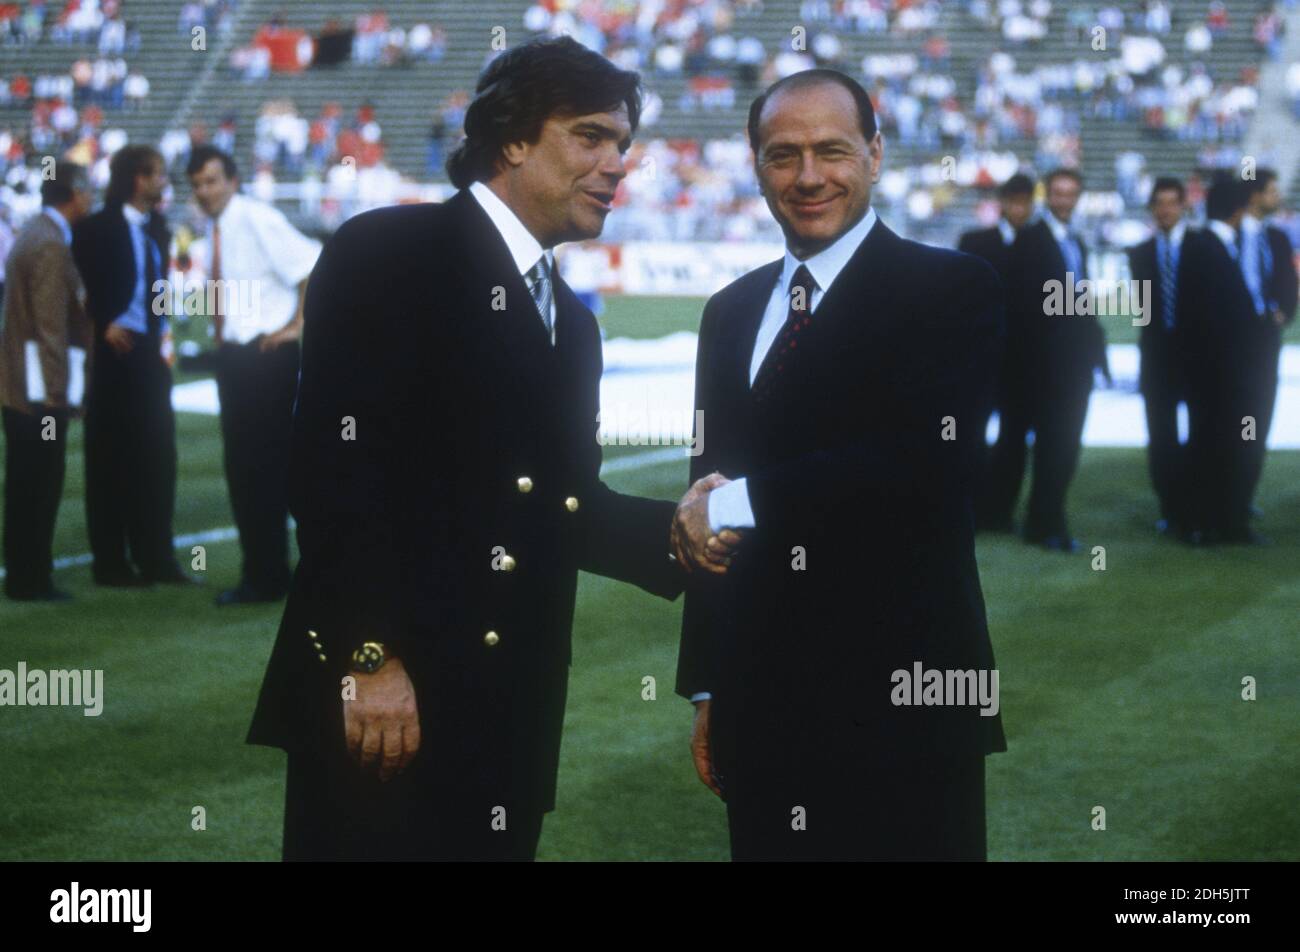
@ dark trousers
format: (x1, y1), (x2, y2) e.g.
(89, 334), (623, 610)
(83, 336), (179, 579)
(1024, 368), (1092, 540)
(1241, 326), (1281, 515)
(216, 339), (299, 595)
(978, 351), (1031, 530)
(984, 358), (1092, 539)
(1143, 385), (1189, 525)
(282, 745), (545, 861)
(1186, 357), (1252, 535)
(3, 406), (69, 598)
(725, 756), (987, 862)
(1141, 344), (1190, 525)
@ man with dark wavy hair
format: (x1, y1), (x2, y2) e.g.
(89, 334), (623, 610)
(74, 145), (194, 588)
(248, 37), (721, 861)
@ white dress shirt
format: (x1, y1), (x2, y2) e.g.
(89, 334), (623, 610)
(1042, 208), (1087, 277)
(690, 207), (879, 705)
(1239, 213), (1264, 239)
(1206, 219), (1238, 259)
(997, 217), (1016, 246)
(1239, 212), (1272, 315)
(1158, 219), (1187, 249)
(205, 192), (321, 345)
(469, 180), (556, 339)
(0, 215), (15, 283)
(113, 203), (160, 334)
(707, 206), (878, 532)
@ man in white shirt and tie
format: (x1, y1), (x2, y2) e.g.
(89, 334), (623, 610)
(981, 168), (1108, 551)
(1238, 169), (1297, 530)
(187, 145), (322, 604)
(673, 69), (1006, 861)
(1127, 177), (1192, 536)
(74, 145), (194, 588)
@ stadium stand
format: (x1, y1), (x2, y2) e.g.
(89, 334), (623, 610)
(0, 0), (1291, 252)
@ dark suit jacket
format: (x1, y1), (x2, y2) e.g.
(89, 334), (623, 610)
(1011, 218), (1106, 383)
(958, 225), (1015, 288)
(72, 202), (170, 332)
(1265, 224), (1297, 327)
(676, 219), (1007, 796)
(959, 224), (1017, 407)
(1127, 232), (1193, 395)
(247, 190), (682, 815)
(1177, 226), (1263, 399)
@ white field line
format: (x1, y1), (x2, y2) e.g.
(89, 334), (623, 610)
(0, 449), (685, 580)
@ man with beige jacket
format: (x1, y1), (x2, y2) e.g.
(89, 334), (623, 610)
(0, 162), (94, 601)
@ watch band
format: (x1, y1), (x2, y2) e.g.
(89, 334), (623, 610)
(350, 641), (386, 674)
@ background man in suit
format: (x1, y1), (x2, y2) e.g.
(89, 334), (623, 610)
(0, 205), (15, 315)
(983, 168), (1107, 551)
(1239, 168), (1297, 528)
(674, 70), (1006, 861)
(1128, 177), (1193, 536)
(1179, 175), (1259, 544)
(958, 172), (1033, 530)
(73, 145), (194, 587)
(187, 145), (322, 606)
(0, 162), (93, 601)
(247, 37), (704, 862)
(958, 172), (1034, 284)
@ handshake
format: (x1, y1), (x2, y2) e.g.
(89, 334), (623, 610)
(670, 472), (745, 576)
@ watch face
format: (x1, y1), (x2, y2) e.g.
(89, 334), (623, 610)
(352, 644), (383, 673)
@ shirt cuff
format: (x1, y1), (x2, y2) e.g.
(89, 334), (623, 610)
(707, 477), (755, 532)
(690, 692), (713, 703)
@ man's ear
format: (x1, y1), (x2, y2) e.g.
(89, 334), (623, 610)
(500, 140), (528, 169)
(867, 132), (883, 183)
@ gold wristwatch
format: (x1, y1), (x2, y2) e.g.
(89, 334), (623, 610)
(350, 641), (387, 674)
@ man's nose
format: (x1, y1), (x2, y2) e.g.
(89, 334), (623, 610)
(794, 156), (824, 190)
(600, 148), (627, 182)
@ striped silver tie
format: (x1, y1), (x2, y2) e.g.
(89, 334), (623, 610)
(526, 256), (554, 344)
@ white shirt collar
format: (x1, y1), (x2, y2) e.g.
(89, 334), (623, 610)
(469, 180), (553, 277)
(997, 218), (1016, 245)
(1240, 212), (1264, 235)
(1207, 219), (1237, 253)
(122, 203), (149, 228)
(780, 206), (877, 297)
(42, 206), (73, 245)
(1044, 209), (1074, 242)
(211, 191), (246, 231)
(1157, 220), (1186, 247)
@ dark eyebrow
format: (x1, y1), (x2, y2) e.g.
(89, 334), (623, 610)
(571, 120), (633, 154)
(766, 137), (857, 152)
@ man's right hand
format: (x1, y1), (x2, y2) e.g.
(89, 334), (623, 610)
(104, 324), (135, 356)
(691, 698), (723, 798)
(672, 473), (743, 575)
(344, 656), (420, 782)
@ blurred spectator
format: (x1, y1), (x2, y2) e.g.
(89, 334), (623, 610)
(1253, 5), (1283, 60)
(1205, 2), (1229, 37)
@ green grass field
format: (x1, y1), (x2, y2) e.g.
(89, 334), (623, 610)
(1, 297), (1297, 861)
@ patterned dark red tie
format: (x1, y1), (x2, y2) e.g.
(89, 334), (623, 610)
(752, 264), (817, 404)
